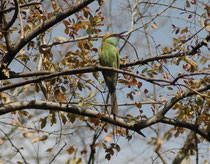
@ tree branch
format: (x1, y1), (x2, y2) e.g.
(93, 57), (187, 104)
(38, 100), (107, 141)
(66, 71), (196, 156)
(172, 131), (195, 164)
(0, 2), (42, 14)
(121, 33), (210, 68)
(156, 85), (209, 118)
(2, 0), (19, 31)
(0, 65), (171, 92)
(0, 82), (209, 141)
(0, 129), (29, 164)
(0, 100), (145, 137)
(160, 117), (209, 141)
(0, 0), (95, 66)
(140, 85), (209, 141)
(49, 142), (67, 164)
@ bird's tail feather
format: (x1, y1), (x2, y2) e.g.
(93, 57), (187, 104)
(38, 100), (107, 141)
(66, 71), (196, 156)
(111, 91), (118, 115)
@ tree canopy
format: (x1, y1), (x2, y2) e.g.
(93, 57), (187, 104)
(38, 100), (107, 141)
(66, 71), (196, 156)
(0, 0), (209, 163)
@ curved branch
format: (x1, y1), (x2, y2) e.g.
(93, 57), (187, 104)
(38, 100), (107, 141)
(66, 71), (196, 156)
(1, 33), (208, 79)
(160, 117), (209, 141)
(2, 0), (19, 31)
(171, 73), (210, 84)
(158, 85), (209, 117)
(121, 33), (210, 68)
(1, 0), (95, 66)
(0, 100), (145, 137)
(0, 95), (209, 141)
(1, 65), (209, 93)
(142, 85), (209, 141)
(0, 2), (42, 14)
(0, 85), (209, 139)
(0, 66), (170, 92)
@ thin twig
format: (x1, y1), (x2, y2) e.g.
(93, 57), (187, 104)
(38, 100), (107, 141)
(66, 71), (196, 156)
(49, 142), (67, 164)
(0, 66), (170, 92)
(0, 2), (42, 13)
(154, 150), (168, 164)
(0, 129), (29, 164)
(17, 2), (24, 39)
(125, 0), (176, 36)
(2, 0), (19, 31)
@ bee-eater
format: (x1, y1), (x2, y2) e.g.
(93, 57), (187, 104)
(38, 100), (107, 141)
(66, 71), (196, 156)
(99, 32), (146, 137)
(99, 33), (122, 116)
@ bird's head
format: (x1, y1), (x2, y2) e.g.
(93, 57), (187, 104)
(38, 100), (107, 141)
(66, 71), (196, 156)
(102, 31), (127, 46)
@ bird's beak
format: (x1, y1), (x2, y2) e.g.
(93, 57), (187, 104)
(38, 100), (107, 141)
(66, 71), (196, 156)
(111, 31), (127, 38)
(118, 31), (127, 37)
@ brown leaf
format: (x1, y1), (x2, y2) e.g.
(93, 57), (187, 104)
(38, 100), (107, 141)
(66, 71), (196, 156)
(46, 148), (53, 153)
(144, 89), (148, 94)
(39, 135), (48, 141)
(67, 146), (75, 155)
(115, 144), (120, 152)
(105, 154), (111, 160)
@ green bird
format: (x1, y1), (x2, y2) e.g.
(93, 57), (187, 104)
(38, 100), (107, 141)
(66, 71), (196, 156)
(99, 32), (146, 137)
(99, 33), (123, 116)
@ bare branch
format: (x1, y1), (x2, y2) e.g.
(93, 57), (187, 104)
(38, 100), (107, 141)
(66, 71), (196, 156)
(154, 150), (168, 164)
(137, 1), (202, 17)
(49, 142), (67, 164)
(171, 73), (210, 84)
(68, 101), (163, 107)
(0, 129), (29, 164)
(125, 0), (176, 36)
(17, 2), (24, 39)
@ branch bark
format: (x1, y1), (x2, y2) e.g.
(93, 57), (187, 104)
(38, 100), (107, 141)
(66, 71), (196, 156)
(0, 83), (209, 141)
(160, 117), (209, 142)
(0, 100), (146, 137)
(2, 0), (19, 31)
(0, 65), (171, 92)
(121, 33), (210, 68)
(172, 131), (196, 164)
(1, 33), (208, 80)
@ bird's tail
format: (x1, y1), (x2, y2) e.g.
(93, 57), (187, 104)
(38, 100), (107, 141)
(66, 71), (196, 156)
(111, 91), (118, 115)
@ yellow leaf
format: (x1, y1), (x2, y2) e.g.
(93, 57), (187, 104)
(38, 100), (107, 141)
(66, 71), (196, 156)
(56, 36), (67, 42)
(151, 22), (158, 29)
(19, 49), (26, 55)
(0, 92), (11, 103)
(32, 137), (40, 143)
(18, 126), (27, 131)
(17, 161), (23, 164)
(105, 136), (112, 142)
(204, 160), (208, 164)
(85, 91), (95, 100)
(23, 131), (33, 138)
(161, 97), (167, 101)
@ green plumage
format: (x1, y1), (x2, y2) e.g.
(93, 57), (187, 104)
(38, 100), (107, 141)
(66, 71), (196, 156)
(99, 34), (120, 115)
